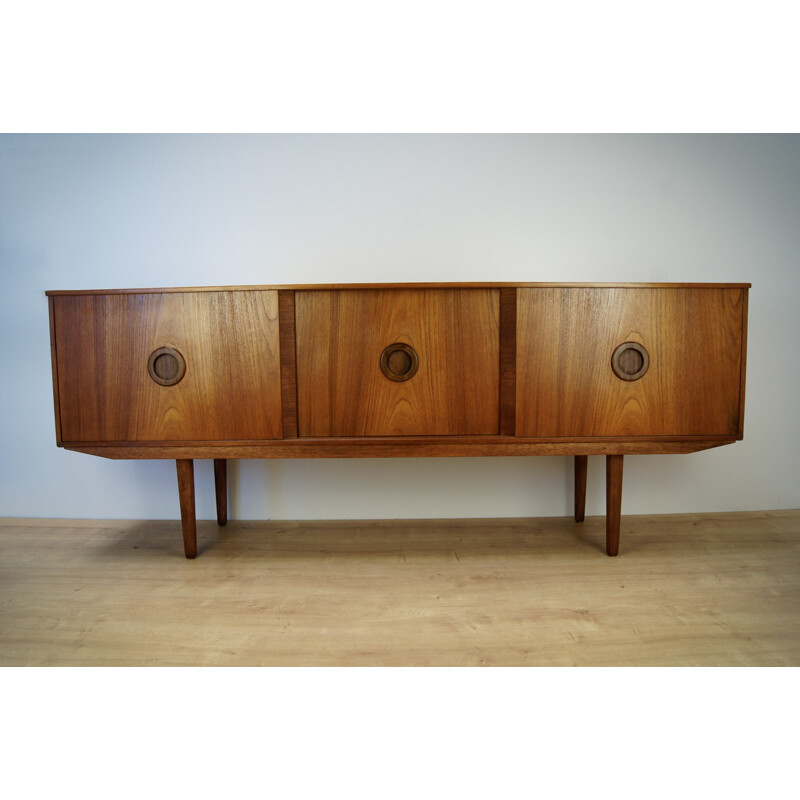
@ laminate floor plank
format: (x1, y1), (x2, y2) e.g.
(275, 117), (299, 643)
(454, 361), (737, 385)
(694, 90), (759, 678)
(1, 511), (798, 666)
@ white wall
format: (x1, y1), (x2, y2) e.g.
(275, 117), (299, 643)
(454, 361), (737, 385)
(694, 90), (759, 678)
(1, 133), (798, 521)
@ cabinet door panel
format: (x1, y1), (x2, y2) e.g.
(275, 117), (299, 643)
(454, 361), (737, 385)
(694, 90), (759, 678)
(516, 287), (745, 437)
(54, 291), (283, 442)
(296, 289), (500, 436)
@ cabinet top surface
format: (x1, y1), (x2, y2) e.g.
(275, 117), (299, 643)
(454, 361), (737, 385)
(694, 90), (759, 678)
(45, 281), (751, 296)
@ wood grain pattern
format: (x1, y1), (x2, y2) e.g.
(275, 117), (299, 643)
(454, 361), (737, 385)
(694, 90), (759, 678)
(278, 290), (298, 438)
(45, 281), (750, 560)
(46, 281), (752, 296)
(738, 288), (749, 439)
(214, 459), (227, 526)
(47, 296), (63, 444)
(2, 511), (797, 666)
(516, 287), (746, 437)
(295, 289), (500, 436)
(176, 459), (197, 559)
(62, 437), (739, 460)
(574, 455), (588, 522)
(53, 291), (283, 442)
(499, 288), (517, 436)
(606, 454), (623, 556)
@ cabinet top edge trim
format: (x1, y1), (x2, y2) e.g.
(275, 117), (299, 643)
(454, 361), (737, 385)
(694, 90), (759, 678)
(45, 282), (752, 296)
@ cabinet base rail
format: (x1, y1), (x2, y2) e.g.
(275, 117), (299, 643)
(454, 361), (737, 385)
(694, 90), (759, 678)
(175, 455), (623, 559)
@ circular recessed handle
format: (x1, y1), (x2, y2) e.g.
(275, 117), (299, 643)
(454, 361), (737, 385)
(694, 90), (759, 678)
(148, 346), (186, 386)
(380, 343), (419, 382)
(611, 342), (649, 381)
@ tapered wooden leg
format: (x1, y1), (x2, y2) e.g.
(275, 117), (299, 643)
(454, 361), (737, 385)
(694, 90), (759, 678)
(605, 454), (623, 557)
(214, 458), (228, 527)
(176, 459), (197, 559)
(574, 455), (588, 522)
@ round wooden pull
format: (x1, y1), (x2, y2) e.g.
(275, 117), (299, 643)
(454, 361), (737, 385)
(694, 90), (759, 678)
(148, 346), (186, 386)
(380, 343), (419, 382)
(611, 342), (649, 381)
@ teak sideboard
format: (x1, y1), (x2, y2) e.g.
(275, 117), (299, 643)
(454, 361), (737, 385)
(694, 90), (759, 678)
(46, 282), (749, 558)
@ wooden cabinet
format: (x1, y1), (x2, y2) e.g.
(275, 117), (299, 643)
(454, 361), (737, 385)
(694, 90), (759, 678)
(47, 282), (749, 559)
(295, 289), (500, 436)
(51, 291), (283, 443)
(516, 287), (746, 438)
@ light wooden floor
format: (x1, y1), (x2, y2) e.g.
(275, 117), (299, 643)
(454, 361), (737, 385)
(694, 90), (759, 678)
(1, 511), (798, 666)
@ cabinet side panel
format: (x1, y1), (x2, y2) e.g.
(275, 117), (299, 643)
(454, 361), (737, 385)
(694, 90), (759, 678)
(54, 291), (283, 442)
(738, 288), (748, 439)
(296, 289), (500, 436)
(516, 287), (744, 437)
(48, 295), (64, 444)
(54, 295), (103, 441)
